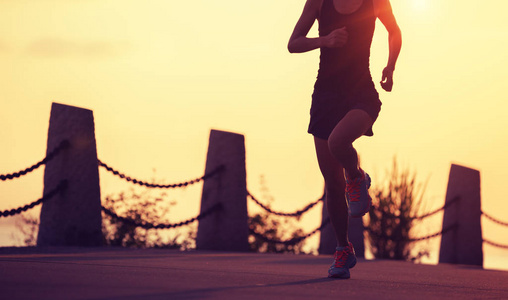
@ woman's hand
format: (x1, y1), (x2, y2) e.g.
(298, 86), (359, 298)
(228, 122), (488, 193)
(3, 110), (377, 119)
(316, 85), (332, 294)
(374, 0), (401, 92)
(380, 66), (394, 92)
(322, 27), (348, 48)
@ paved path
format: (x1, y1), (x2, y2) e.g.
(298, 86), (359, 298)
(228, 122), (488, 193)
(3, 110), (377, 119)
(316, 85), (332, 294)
(0, 247), (507, 299)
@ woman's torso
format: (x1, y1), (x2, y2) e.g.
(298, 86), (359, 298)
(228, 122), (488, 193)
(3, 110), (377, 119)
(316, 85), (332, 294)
(315, 0), (377, 92)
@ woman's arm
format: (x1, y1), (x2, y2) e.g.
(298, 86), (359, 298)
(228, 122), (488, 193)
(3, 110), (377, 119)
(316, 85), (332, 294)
(374, 0), (402, 92)
(288, 0), (348, 53)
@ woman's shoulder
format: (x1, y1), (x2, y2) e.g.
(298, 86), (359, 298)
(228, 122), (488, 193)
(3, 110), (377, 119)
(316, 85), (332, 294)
(301, 0), (325, 18)
(372, 0), (392, 15)
(304, 0), (325, 11)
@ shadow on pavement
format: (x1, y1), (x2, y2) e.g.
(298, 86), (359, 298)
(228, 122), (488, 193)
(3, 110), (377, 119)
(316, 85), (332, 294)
(93, 277), (335, 300)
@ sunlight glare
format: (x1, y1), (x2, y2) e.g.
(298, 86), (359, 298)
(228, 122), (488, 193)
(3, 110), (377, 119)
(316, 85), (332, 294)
(412, 0), (428, 12)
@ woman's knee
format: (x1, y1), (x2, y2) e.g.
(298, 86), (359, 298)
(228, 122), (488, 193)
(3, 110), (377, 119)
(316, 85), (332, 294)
(328, 135), (353, 159)
(328, 109), (372, 156)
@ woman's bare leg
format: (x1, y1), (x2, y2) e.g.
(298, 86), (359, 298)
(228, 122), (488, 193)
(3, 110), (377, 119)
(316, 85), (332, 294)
(328, 109), (373, 179)
(314, 109), (373, 247)
(314, 136), (349, 247)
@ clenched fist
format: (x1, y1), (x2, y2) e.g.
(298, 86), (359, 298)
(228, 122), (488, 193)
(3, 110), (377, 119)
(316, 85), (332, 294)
(322, 27), (348, 48)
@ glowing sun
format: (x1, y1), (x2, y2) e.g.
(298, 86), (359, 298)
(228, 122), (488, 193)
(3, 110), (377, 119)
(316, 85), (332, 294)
(412, 0), (429, 12)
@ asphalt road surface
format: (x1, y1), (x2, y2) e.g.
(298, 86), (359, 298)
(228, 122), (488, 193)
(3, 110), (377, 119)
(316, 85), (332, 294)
(0, 247), (506, 299)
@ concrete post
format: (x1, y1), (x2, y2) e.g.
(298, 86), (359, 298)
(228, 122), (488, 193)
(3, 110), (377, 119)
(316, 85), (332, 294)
(196, 129), (249, 251)
(439, 164), (483, 266)
(37, 103), (102, 247)
(319, 193), (365, 258)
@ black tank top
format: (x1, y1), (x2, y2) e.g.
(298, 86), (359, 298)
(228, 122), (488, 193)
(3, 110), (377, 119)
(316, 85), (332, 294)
(315, 0), (376, 93)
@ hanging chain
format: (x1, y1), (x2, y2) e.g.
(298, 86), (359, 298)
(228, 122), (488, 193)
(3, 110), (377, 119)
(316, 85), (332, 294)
(249, 218), (330, 246)
(98, 160), (224, 189)
(0, 180), (68, 218)
(247, 192), (324, 217)
(482, 211), (508, 227)
(1, 140), (70, 181)
(371, 196), (460, 221)
(101, 202), (222, 229)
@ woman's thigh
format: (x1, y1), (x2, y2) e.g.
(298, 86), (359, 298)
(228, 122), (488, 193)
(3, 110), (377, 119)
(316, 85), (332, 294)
(314, 136), (346, 192)
(328, 109), (373, 149)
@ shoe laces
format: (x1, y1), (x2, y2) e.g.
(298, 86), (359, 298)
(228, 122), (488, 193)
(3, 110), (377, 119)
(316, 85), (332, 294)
(346, 176), (362, 202)
(333, 248), (349, 268)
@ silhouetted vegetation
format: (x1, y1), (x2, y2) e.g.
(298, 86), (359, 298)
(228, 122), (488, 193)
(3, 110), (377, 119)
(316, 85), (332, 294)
(13, 213), (38, 246)
(13, 187), (195, 249)
(102, 187), (195, 250)
(15, 165), (431, 258)
(15, 176), (308, 252)
(367, 158), (429, 261)
(248, 211), (307, 254)
(248, 175), (308, 254)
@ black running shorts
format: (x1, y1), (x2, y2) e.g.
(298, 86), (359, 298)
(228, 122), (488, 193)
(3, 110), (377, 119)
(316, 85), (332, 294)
(308, 85), (382, 140)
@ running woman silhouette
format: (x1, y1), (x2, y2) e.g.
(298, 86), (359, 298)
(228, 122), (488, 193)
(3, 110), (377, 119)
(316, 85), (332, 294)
(288, 0), (401, 279)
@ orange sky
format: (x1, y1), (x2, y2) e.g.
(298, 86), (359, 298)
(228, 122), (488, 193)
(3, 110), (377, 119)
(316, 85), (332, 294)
(1, 0), (508, 270)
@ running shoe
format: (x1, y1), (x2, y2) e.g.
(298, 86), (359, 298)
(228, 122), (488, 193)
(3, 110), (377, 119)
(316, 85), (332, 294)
(346, 168), (372, 218)
(328, 242), (357, 279)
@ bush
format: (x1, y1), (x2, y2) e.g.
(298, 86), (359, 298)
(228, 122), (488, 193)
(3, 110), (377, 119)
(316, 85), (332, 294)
(102, 187), (195, 250)
(367, 158), (429, 261)
(247, 175), (308, 254)
(248, 211), (307, 254)
(13, 213), (39, 246)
